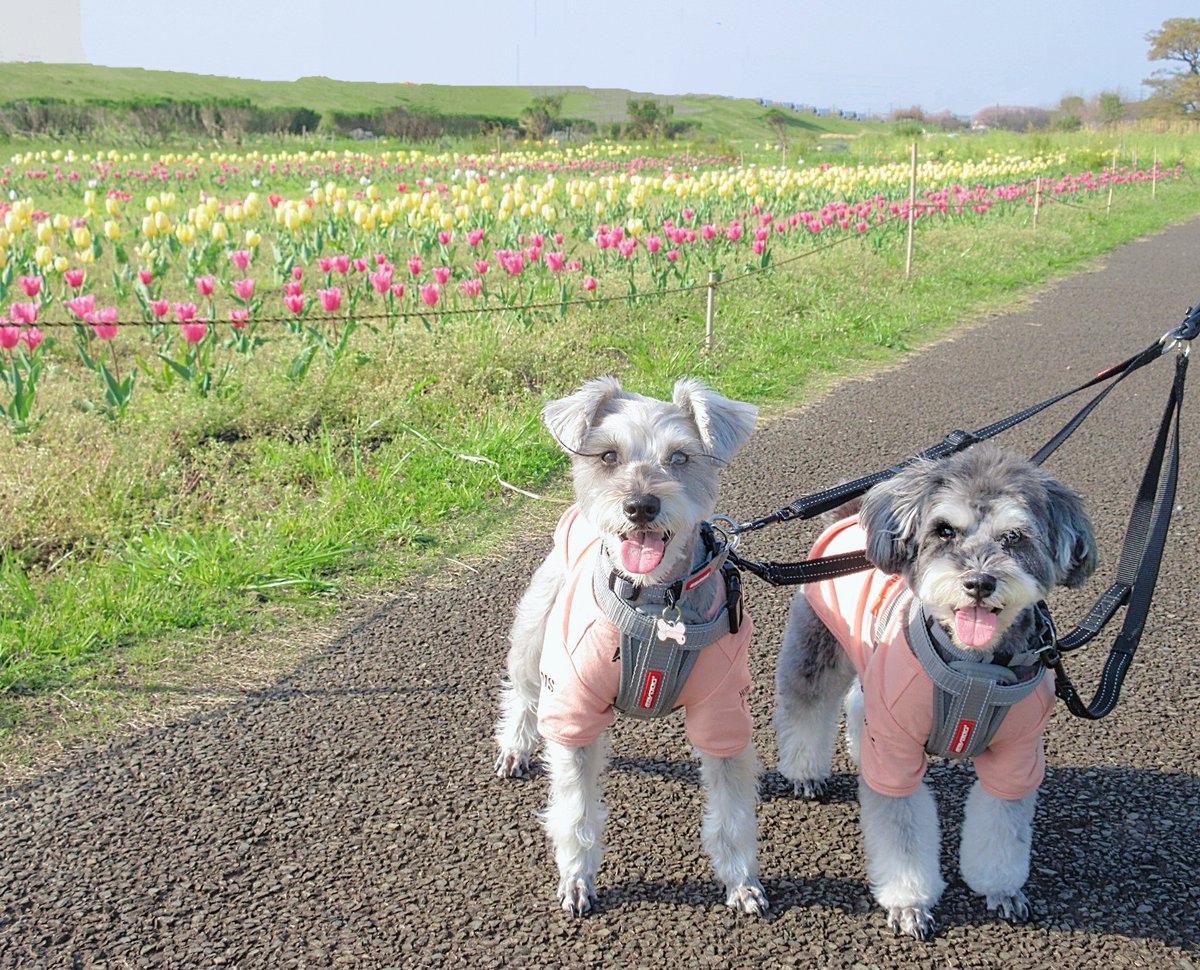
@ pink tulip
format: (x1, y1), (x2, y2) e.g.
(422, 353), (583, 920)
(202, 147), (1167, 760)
(369, 270), (392, 294)
(284, 280), (304, 297)
(666, 249), (680, 262)
(617, 238), (638, 258)
(644, 236), (661, 254)
(544, 251), (565, 271)
(752, 240), (766, 255)
(419, 283), (440, 307)
(173, 301), (198, 322)
(700, 224), (717, 240)
(437, 230), (452, 245)
(291, 266), (303, 280)
(474, 259), (489, 275)
(682, 207), (695, 221)
(0, 325), (19, 349)
(92, 306), (118, 324)
(466, 228), (485, 247)
(432, 266), (450, 284)
(8, 302), (37, 324)
(228, 308), (249, 328)
(583, 276), (597, 292)
(726, 224), (743, 242)
(138, 268), (153, 286)
(64, 294), (96, 320)
(317, 256), (335, 273)
(332, 254), (350, 274)
(18, 275), (42, 298)
(195, 275), (215, 296)
(91, 323), (119, 340)
(352, 257), (368, 273)
(180, 321), (208, 343)
(407, 256), (422, 276)
(232, 278), (255, 301)
(229, 249), (251, 270)
(64, 268), (85, 288)
(284, 293), (305, 314)
(20, 327), (43, 351)
(389, 283), (405, 299)
(459, 278), (483, 297)
(150, 299), (170, 318)
(317, 287), (342, 312)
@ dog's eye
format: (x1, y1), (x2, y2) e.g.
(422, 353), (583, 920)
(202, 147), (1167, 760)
(999, 529), (1023, 549)
(667, 450), (689, 466)
(600, 449), (619, 465)
(934, 523), (956, 540)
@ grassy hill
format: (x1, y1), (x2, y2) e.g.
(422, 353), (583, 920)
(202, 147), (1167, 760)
(0, 61), (876, 145)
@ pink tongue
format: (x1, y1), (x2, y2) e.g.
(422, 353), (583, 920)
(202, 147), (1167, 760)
(955, 607), (998, 647)
(620, 531), (666, 574)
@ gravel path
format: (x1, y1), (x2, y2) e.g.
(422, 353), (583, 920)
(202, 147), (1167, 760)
(3, 222), (1200, 968)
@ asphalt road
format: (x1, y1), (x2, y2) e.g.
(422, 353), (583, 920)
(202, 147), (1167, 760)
(3, 220), (1200, 968)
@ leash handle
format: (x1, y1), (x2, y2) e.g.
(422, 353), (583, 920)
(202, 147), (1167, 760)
(1049, 352), (1187, 718)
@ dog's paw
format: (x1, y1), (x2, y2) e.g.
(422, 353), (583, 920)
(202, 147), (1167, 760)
(886, 904), (936, 940)
(557, 875), (596, 916)
(986, 890), (1030, 923)
(494, 749), (532, 779)
(725, 879), (769, 915)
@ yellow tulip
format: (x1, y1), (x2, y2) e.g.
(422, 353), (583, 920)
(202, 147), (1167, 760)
(53, 255), (68, 273)
(34, 245), (53, 267)
(37, 222), (53, 244)
(72, 226), (92, 249)
(104, 220), (121, 240)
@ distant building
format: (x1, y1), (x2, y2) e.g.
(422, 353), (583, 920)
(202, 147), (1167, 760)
(0, 0), (85, 63)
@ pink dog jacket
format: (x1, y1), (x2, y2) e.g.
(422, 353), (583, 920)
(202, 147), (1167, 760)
(536, 505), (754, 757)
(804, 515), (1055, 800)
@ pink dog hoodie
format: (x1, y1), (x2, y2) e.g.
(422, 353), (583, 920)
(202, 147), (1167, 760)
(804, 515), (1055, 800)
(536, 505), (754, 757)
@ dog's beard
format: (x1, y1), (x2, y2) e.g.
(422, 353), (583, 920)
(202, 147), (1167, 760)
(916, 559), (1044, 650)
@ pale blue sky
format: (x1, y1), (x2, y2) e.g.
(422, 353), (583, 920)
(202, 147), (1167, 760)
(76, 1), (1186, 117)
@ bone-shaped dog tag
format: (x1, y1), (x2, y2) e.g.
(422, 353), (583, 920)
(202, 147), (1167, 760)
(656, 617), (687, 644)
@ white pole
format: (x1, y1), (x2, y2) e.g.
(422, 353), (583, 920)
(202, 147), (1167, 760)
(905, 142), (917, 278)
(1033, 176), (1041, 230)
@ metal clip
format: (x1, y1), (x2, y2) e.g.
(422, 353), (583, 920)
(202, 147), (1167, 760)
(1161, 304), (1199, 356)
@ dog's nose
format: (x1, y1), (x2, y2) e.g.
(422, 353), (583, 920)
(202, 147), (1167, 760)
(962, 573), (997, 600)
(623, 494), (661, 525)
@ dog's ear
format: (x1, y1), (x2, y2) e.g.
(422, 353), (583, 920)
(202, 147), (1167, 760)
(859, 461), (939, 575)
(542, 376), (626, 455)
(672, 378), (757, 464)
(1043, 478), (1098, 588)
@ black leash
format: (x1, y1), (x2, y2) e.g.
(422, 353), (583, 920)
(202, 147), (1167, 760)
(722, 302), (1197, 719)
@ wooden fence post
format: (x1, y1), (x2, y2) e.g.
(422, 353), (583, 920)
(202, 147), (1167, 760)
(705, 271), (717, 352)
(1033, 176), (1041, 229)
(905, 142), (917, 278)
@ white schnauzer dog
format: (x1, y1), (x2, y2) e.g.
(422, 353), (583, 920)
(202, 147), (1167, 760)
(493, 376), (767, 916)
(774, 444), (1097, 938)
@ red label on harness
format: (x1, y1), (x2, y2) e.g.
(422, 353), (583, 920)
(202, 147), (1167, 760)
(950, 718), (976, 753)
(639, 670), (664, 709)
(684, 566), (712, 591)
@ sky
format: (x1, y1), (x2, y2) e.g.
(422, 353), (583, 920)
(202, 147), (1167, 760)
(62, 1), (1189, 117)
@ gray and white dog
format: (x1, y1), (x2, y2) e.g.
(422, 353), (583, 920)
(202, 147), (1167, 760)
(494, 376), (766, 916)
(774, 444), (1097, 938)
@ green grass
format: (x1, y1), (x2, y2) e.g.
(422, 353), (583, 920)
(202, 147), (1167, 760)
(0, 62), (876, 147)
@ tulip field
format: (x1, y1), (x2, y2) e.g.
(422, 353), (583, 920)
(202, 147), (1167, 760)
(0, 142), (1182, 430)
(0, 134), (1196, 712)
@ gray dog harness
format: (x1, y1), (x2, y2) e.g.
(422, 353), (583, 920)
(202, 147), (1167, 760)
(878, 594), (1048, 759)
(592, 528), (741, 719)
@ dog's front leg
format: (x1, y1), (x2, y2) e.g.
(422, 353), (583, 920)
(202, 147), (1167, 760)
(859, 779), (946, 939)
(542, 737), (607, 915)
(959, 781), (1036, 922)
(699, 745), (768, 914)
(494, 557), (563, 778)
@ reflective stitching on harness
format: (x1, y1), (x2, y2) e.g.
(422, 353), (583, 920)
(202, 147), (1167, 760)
(592, 552), (735, 719)
(905, 603), (1045, 760)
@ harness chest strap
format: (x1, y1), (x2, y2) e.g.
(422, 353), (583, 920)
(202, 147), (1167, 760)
(591, 556), (735, 719)
(903, 601), (1046, 760)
